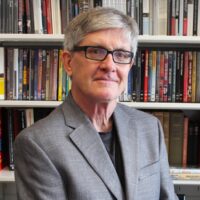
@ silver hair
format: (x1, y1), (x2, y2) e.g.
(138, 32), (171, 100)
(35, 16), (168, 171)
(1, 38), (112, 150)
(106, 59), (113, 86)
(64, 7), (139, 58)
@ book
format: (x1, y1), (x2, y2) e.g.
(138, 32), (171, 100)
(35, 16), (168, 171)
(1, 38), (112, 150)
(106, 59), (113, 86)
(60, 0), (68, 34)
(6, 109), (15, 170)
(51, 0), (61, 34)
(45, 0), (53, 34)
(183, 0), (188, 35)
(198, 0), (200, 35)
(33, 0), (43, 34)
(163, 112), (170, 155)
(187, 123), (199, 166)
(187, 0), (194, 36)
(182, 117), (189, 168)
(0, 48), (5, 100)
(191, 51), (196, 102)
(142, 0), (150, 35)
(169, 111), (184, 167)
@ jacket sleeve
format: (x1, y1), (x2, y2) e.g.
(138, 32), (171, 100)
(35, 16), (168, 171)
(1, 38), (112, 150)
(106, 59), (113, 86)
(158, 120), (179, 200)
(14, 133), (68, 200)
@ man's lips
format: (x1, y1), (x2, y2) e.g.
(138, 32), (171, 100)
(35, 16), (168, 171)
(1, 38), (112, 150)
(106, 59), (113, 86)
(94, 77), (118, 82)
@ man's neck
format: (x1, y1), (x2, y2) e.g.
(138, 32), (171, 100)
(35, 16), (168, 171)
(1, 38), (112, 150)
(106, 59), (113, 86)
(71, 91), (117, 132)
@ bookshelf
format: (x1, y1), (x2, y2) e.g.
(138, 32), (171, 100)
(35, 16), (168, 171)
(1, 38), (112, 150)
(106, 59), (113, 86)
(0, 34), (200, 184)
(1, 3), (200, 200)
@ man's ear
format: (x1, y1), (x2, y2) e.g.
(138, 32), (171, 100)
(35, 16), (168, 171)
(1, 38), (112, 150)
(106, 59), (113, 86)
(62, 50), (73, 76)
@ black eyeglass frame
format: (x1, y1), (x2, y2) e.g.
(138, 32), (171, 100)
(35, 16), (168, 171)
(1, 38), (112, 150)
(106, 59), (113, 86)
(73, 46), (134, 64)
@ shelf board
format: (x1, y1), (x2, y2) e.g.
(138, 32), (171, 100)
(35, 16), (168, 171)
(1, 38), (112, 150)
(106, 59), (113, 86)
(0, 100), (200, 110)
(0, 34), (64, 47)
(1, 34), (200, 48)
(0, 168), (15, 182)
(173, 179), (200, 185)
(0, 100), (62, 107)
(120, 102), (200, 110)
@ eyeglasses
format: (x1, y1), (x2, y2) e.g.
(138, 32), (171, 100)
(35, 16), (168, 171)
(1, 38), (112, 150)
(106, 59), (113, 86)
(73, 46), (134, 64)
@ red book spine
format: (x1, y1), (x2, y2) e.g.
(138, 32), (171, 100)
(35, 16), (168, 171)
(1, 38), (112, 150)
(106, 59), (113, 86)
(171, 17), (176, 35)
(183, 0), (188, 36)
(45, 0), (53, 34)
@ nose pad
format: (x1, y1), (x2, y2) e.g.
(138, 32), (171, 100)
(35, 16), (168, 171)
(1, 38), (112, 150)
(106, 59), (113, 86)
(99, 54), (116, 71)
(102, 53), (114, 63)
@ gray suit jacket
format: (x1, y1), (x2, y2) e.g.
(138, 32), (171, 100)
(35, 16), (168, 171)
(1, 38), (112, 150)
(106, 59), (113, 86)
(14, 94), (178, 200)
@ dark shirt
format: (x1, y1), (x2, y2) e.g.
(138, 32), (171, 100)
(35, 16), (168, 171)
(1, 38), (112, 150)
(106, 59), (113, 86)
(99, 127), (125, 196)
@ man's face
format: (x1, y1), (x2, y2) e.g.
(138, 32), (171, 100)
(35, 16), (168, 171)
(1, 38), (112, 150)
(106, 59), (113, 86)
(63, 28), (133, 103)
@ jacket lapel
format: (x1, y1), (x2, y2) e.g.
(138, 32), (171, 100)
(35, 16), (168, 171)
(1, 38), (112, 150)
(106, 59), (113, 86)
(113, 105), (138, 200)
(61, 95), (124, 200)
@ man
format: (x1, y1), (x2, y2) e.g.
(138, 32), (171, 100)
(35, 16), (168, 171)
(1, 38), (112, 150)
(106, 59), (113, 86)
(14, 7), (178, 200)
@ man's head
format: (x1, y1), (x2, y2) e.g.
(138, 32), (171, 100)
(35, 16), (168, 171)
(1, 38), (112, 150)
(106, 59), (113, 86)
(62, 7), (139, 104)
(64, 7), (139, 58)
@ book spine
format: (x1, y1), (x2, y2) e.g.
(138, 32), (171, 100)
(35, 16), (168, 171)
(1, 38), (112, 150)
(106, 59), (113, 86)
(143, 49), (149, 102)
(0, 48), (5, 100)
(163, 51), (168, 102)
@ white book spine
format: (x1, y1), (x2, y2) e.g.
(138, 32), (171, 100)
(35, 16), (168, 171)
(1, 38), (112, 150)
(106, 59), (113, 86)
(33, 0), (43, 34)
(179, 0), (184, 35)
(158, 0), (167, 35)
(187, 1), (194, 36)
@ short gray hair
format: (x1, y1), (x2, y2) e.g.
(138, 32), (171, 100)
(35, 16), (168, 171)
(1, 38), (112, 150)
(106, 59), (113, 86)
(64, 7), (139, 57)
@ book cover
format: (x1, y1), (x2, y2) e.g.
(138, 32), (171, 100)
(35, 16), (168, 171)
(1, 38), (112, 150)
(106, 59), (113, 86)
(182, 117), (189, 168)
(187, 123), (199, 166)
(163, 51), (168, 102)
(191, 51), (196, 102)
(187, 0), (194, 36)
(143, 49), (149, 102)
(45, 0), (53, 34)
(163, 111), (170, 155)
(169, 111), (184, 167)
(0, 48), (5, 100)
(183, 51), (189, 102)
(159, 51), (165, 102)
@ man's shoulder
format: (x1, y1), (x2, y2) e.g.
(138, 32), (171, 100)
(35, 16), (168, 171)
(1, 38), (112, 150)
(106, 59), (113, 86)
(15, 105), (66, 142)
(116, 102), (156, 120)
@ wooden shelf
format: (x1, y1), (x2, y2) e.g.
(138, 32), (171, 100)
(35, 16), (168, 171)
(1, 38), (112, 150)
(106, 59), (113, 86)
(0, 100), (62, 108)
(1, 34), (200, 48)
(0, 100), (200, 110)
(173, 179), (200, 185)
(121, 102), (200, 110)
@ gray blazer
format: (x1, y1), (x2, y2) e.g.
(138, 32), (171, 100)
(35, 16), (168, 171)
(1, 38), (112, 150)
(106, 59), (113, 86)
(14, 94), (178, 200)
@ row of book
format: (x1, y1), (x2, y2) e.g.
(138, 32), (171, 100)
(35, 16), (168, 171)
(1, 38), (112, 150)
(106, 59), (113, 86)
(1, 47), (200, 103)
(151, 111), (200, 168)
(1, 0), (200, 36)
(128, 0), (200, 36)
(0, 0), (71, 34)
(0, 107), (53, 170)
(1, 109), (199, 171)
(120, 50), (200, 103)
(0, 47), (71, 101)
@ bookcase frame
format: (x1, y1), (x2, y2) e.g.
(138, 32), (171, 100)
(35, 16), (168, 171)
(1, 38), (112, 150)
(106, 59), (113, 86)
(0, 34), (200, 185)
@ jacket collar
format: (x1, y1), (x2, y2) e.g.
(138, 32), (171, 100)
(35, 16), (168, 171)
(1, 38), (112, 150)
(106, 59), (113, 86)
(61, 94), (138, 200)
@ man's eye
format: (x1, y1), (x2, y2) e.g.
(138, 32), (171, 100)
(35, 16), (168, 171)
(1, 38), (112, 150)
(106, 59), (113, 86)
(115, 51), (127, 58)
(88, 48), (102, 54)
